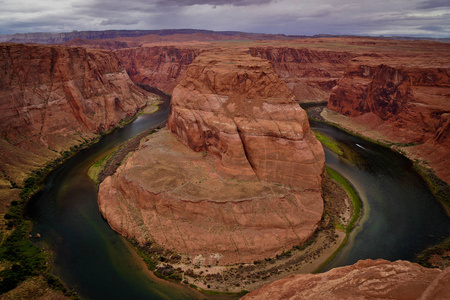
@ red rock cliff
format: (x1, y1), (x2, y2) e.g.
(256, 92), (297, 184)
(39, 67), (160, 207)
(0, 43), (153, 185)
(168, 50), (325, 188)
(250, 47), (355, 103)
(115, 46), (198, 93)
(242, 259), (450, 300)
(327, 59), (450, 183)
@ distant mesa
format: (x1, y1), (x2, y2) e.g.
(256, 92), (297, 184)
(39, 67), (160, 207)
(0, 29), (288, 45)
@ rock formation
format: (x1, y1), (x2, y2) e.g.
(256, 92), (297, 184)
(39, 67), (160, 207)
(168, 50), (325, 188)
(0, 43), (153, 186)
(242, 259), (450, 300)
(327, 58), (450, 183)
(250, 47), (355, 103)
(98, 50), (325, 265)
(115, 46), (198, 93)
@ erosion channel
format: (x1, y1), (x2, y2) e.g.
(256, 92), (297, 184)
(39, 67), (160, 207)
(25, 97), (449, 299)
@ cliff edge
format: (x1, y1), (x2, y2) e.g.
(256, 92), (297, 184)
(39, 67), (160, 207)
(0, 43), (154, 189)
(242, 259), (450, 300)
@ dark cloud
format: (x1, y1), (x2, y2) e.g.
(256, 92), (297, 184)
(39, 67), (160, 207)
(155, 0), (273, 7)
(0, 0), (448, 37)
(417, 0), (450, 9)
(100, 18), (140, 26)
(419, 25), (447, 31)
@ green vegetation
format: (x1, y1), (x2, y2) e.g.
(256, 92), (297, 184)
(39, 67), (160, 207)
(313, 131), (344, 156)
(87, 152), (114, 185)
(325, 167), (362, 233)
(0, 137), (99, 295)
(416, 238), (450, 269)
(0, 222), (46, 293)
(313, 167), (362, 273)
(0, 203), (77, 297)
(414, 163), (450, 217)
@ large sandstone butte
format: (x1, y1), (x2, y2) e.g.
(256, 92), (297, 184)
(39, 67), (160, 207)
(242, 259), (450, 300)
(98, 50), (325, 265)
(168, 50), (325, 188)
(0, 43), (153, 188)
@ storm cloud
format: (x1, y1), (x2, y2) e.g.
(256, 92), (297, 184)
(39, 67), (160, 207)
(0, 0), (448, 37)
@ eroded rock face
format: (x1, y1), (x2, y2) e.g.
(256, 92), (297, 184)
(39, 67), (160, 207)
(242, 259), (450, 300)
(98, 50), (325, 265)
(327, 60), (450, 183)
(250, 47), (355, 103)
(168, 50), (325, 189)
(116, 46), (198, 93)
(0, 43), (152, 185)
(98, 130), (324, 265)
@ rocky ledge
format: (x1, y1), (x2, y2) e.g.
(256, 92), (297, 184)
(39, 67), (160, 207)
(242, 259), (450, 300)
(98, 50), (325, 266)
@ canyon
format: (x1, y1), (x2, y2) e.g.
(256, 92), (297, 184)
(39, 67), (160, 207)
(0, 31), (449, 298)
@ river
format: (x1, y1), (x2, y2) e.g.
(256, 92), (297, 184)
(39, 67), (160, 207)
(26, 100), (449, 299)
(310, 120), (450, 271)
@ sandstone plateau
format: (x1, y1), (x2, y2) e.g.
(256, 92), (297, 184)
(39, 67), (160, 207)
(242, 259), (450, 300)
(98, 50), (325, 265)
(0, 43), (155, 190)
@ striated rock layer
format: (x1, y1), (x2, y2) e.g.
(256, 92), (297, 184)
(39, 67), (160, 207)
(250, 47), (355, 103)
(0, 43), (153, 186)
(242, 259), (450, 300)
(116, 46), (198, 93)
(98, 50), (325, 265)
(327, 59), (450, 183)
(168, 50), (325, 188)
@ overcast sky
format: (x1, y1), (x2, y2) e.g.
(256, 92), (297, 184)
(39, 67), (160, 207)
(0, 0), (449, 37)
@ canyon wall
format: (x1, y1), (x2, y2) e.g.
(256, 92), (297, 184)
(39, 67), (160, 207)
(0, 43), (153, 187)
(249, 47), (355, 103)
(242, 259), (450, 300)
(98, 50), (325, 265)
(113, 45), (355, 102)
(115, 46), (198, 93)
(327, 59), (450, 183)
